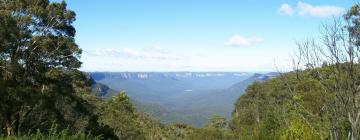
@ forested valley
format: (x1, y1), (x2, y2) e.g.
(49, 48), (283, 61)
(2, 0), (360, 140)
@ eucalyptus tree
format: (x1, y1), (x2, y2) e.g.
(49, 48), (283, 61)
(0, 0), (88, 136)
(293, 4), (360, 140)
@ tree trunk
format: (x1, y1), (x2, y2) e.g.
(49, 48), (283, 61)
(13, 113), (20, 135)
(348, 112), (359, 140)
(5, 121), (13, 136)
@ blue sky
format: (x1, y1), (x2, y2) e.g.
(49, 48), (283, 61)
(55, 0), (353, 72)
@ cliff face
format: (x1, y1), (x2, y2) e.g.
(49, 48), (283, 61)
(89, 72), (251, 80)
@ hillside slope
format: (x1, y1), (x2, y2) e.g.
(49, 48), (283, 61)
(90, 72), (277, 126)
(229, 69), (345, 139)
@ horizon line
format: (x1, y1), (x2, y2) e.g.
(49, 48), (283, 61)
(83, 70), (277, 73)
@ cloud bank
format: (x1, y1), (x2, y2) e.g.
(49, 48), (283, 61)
(85, 45), (184, 61)
(279, 2), (344, 18)
(224, 35), (264, 47)
(279, 4), (294, 16)
(297, 2), (344, 18)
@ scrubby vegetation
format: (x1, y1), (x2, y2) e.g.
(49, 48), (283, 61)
(229, 4), (360, 139)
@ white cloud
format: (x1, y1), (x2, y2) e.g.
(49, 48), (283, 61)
(123, 46), (184, 60)
(279, 4), (294, 16)
(92, 48), (122, 56)
(224, 35), (264, 47)
(81, 46), (188, 71)
(123, 48), (140, 57)
(85, 46), (184, 61)
(151, 45), (163, 51)
(297, 1), (344, 18)
(81, 46), (292, 72)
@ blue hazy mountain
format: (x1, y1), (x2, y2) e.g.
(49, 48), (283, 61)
(90, 72), (276, 126)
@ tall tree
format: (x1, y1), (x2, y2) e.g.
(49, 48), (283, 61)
(0, 0), (86, 135)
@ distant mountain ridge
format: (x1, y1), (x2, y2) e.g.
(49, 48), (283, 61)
(90, 72), (251, 80)
(229, 72), (279, 91)
(89, 72), (278, 126)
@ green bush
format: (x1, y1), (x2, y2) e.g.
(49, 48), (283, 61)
(0, 125), (101, 140)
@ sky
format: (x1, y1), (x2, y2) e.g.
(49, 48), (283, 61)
(53, 0), (354, 72)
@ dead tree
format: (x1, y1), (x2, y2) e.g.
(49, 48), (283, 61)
(293, 5), (360, 140)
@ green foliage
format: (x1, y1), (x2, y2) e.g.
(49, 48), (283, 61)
(0, 1), (119, 139)
(280, 117), (320, 140)
(0, 0), (97, 136)
(99, 92), (145, 140)
(208, 115), (226, 130)
(90, 82), (117, 97)
(184, 127), (224, 140)
(0, 126), (100, 140)
(0, 0), (238, 139)
(229, 79), (289, 139)
(229, 67), (360, 139)
(3, 0), (360, 139)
